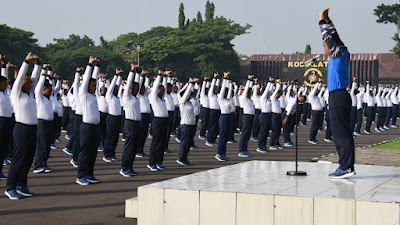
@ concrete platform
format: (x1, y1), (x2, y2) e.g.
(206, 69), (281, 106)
(128, 160), (400, 225)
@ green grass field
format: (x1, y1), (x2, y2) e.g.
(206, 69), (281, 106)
(370, 139), (400, 149)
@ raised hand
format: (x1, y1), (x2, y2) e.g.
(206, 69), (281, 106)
(0, 54), (6, 64)
(53, 73), (61, 80)
(353, 77), (357, 82)
(213, 73), (219, 78)
(248, 75), (254, 80)
(116, 69), (123, 75)
(89, 56), (96, 64)
(223, 72), (230, 78)
(318, 8), (330, 22)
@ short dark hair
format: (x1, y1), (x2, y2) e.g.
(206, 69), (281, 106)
(0, 76), (7, 83)
(89, 78), (96, 83)
(44, 80), (52, 89)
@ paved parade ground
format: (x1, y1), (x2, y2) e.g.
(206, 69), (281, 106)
(0, 122), (399, 225)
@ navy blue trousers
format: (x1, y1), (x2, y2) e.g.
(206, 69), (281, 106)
(270, 113), (282, 146)
(34, 119), (53, 169)
(239, 114), (254, 152)
(179, 124), (196, 161)
(252, 109), (261, 138)
(7, 123), (37, 191)
(207, 109), (220, 143)
(365, 107), (374, 132)
(7, 115), (15, 158)
(385, 107), (393, 127)
(72, 114), (82, 162)
(218, 114), (230, 155)
(172, 106), (180, 133)
(165, 111), (174, 151)
(329, 90), (355, 170)
(376, 107), (384, 129)
(392, 104), (398, 125)
(258, 113), (271, 149)
(65, 112), (75, 150)
(121, 120), (141, 171)
(99, 112), (108, 146)
(228, 112), (235, 142)
(149, 117), (168, 166)
(53, 113), (62, 143)
(199, 107), (209, 137)
(77, 123), (99, 178)
(350, 106), (357, 133)
(239, 108), (244, 131)
(235, 106), (240, 131)
(103, 115), (121, 158)
(283, 114), (294, 143)
(309, 110), (323, 141)
(67, 108), (74, 135)
(325, 107), (332, 139)
(137, 113), (151, 154)
(0, 117), (12, 172)
(62, 106), (70, 130)
(301, 103), (310, 125)
(355, 109), (363, 133)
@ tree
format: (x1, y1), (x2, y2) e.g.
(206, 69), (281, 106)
(205, 1), (215, 22)
(197, 11), (203, 23)
(0, 24), (43, 65)
(374, 3), (400, 58)
(304, 44), (311, 54)
(178, 3), (185, 30)
(185, 19), (191, 29)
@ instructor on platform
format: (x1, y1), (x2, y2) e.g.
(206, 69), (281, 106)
(319, 8), (355, 178)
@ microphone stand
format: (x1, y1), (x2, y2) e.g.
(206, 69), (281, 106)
(286, 58), (319, 176)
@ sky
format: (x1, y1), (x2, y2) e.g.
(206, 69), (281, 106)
(0, 0), (398, 56)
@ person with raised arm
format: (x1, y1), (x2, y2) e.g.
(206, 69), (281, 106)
(251, 79), (261, 141)
(269, 79), (283, 150)
(163, 71), (175, 153)
(66, 67), (85, 165)
(198, 77), (210, 139)
(206, 73), (221, 146)
(50, 72), (61, 148)
(364, 81), (375, 134)
(215, 73), (233, 161)
(176, 78), (197, 165)
(136, 70), (151, 157)
(0, 55), (13, 180)
(119, 64), (141, 177)
(6, 52), (41, 199)
(33, 64), (55, 174)
(96, 73), (109, 152)
(391, 85), (399, 127)
(307, 79), (323, 145)
(76, 56), (101, 185)
(189, 81), (201, 149)
(238, 75), (255, 157)
(354, 84), (365, 136)
(319, 8), (355, 178)
(103, 69), (122, 163)
(147, 70), (169, 171)
(257, 78), (273, 153)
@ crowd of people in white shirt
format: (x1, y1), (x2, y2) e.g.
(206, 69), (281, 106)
(0, 53), (398, 199)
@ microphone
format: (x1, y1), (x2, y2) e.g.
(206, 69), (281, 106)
(303, 54), (322, 65)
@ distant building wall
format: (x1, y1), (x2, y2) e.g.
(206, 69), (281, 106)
(240, 53), (400, 86)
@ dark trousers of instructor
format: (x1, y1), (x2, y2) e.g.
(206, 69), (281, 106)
(328, 89), (355, 170)
(7, 123), (37, 191)
(149, 117), (168, 166)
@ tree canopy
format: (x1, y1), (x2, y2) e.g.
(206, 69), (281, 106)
(374, 2), (400, 58)
(0, 1), (251, 82)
